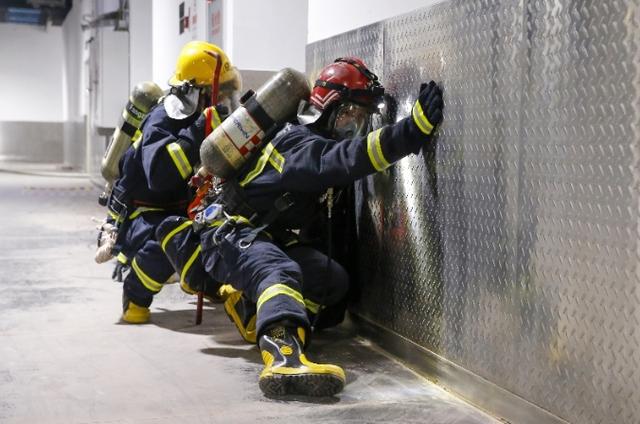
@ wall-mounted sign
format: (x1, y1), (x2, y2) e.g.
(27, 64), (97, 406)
(179, 2), (189, 34)
(179, 1), (198, 36)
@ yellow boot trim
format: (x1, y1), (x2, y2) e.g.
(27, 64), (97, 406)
(244, 315), (257, 343)
(122, 302), (150, 324)
(216, 284), (237, 301)
(259, 353), (346, 382)
(262, 350), (275, 367)
(297, 327), (306, 345)
(224, 292), (257, 343)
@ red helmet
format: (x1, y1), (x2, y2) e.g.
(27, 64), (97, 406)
(310, 57), (384, 112)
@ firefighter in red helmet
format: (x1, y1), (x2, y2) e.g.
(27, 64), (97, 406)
(158, 57), (444, 397)
(303, 57), (387, 139)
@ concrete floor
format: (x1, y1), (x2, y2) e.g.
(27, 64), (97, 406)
(0, 167), (498, 424)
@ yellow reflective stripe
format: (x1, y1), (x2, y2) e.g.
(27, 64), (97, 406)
(128, 207), (164, 220)
(131, 258), (163, 292)
(108, 210), (124, 224)
(180, 279), (197, 295)
(239, 143), (285, 185)
(210, 108), (222, 129)
(131, 130), (142, 143)
(257, 283), (305, 312)
(132, 130), (142, 149)
(412, 100), (434, 135)
(268, 146), (285, 173)
(117, 252), (129, 264)
(304, 298), (321, 314)
(366, 129), (390, 171)
(180, 245), (201, 286)
(166, 142), (193, 179)
(239, 144), (273, 187)
(160, 220), (193, 251)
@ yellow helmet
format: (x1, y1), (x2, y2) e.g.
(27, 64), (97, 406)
(169, 41), (236, 88)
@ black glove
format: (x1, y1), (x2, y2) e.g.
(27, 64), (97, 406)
(112, 262), (129, 282)
(412, 80), (443, 136)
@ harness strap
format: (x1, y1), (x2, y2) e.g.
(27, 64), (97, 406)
(237, 192), (295, 249)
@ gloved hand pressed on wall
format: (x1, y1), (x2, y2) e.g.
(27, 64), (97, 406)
(412, 80), (444, 136)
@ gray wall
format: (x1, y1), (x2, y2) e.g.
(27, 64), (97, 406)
(307, 0), (640, 423)
(0, 24), (65, 165)
(0, 122), (63, 163)
(62, 0), (87, 171)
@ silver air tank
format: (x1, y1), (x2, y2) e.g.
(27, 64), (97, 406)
(200, 68), (310, 178)
(98, 81), (164, 205)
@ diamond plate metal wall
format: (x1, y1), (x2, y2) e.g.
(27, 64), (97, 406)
(308, 1), (640, 423)
(306, 23), (384, 83)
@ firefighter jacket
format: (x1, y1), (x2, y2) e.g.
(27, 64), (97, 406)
(110, 103), (222, 220)
(108, 102), (222, 256)
(227, 114), (430, 232)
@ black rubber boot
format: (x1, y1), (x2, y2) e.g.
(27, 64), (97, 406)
(258, 326), (345, 397)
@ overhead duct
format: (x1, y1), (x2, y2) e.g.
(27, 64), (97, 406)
(0, 0), (71, 26)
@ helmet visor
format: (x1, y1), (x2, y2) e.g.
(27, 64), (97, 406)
(332, 102), (373, 139)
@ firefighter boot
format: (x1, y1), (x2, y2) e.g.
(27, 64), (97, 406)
(122, 294), (150, 324)
(258, 326), (345, 397)
(216, 284), (237, 302)
(223, 291), (257, 343)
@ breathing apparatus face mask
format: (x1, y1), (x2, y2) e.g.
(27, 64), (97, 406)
(330, 102), (375, 139)
(165, 82), (205, 119)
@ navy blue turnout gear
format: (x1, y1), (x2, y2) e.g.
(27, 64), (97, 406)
(198, 225), (349, 334)
(194, 93), (441, 336)
(120, 211), (179, 307)
(109, 101), (224, 310)
(158, 215), (349, 336)
(158, 73), (443, 397)
(156, 216), (223, 296)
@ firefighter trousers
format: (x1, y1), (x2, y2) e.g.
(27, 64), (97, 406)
(199, 224), (349, 336)
(120, 212), (177, 308)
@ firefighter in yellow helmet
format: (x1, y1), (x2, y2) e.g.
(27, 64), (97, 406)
(165, 41), (241, 119)
(103, 41), (240, 323)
